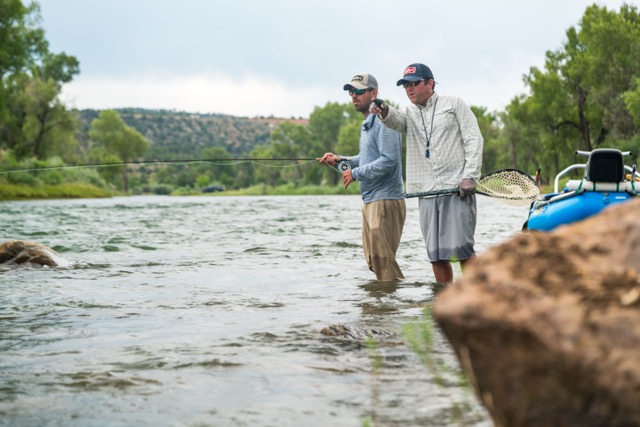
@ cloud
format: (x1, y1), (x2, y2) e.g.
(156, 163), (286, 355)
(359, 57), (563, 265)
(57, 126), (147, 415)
(60, 74), (334, 118)
(45, 0), (632, 118)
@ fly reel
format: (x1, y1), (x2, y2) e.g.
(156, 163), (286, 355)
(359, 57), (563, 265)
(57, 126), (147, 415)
(336, 160), (351, 172)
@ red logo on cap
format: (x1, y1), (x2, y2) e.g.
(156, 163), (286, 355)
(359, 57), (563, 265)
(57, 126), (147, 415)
(404, 67), (416, 75)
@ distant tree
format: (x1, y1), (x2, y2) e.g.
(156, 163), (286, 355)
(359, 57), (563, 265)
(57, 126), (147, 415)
(498, 96), (553, 175)
(250, 145), (281, 187)
(5, 64), (79, 160)
(625, 77), (640, 124)
(502, 3), (640, 179)
(334, 121), (360, 158)
(308, 102), (356, 154)
(201, 146), (234, 188)
(88, 110), (149, 192)
(471, 106), (501, 173)
(0, 0), (47, 80)
(0, 0), (79, 160)
(270, 122), (314, 184)
(308, 102), (357, 185)
(623, 77), (640, 162)
(86, 147), (123, 188)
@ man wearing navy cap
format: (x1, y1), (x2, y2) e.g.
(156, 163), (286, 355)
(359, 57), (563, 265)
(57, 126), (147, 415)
(373, 63), (483, 285)
(319, 73), (406, 282)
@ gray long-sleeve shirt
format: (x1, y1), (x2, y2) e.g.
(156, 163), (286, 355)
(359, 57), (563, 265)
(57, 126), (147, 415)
(382, 92), (483, 194)
(347, 114), (405, 204)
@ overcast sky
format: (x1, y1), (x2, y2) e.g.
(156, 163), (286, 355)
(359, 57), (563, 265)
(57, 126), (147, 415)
(37, 0), (634, 118)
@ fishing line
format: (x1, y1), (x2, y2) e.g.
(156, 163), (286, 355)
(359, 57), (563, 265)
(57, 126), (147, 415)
(0, 157), (324, 175)
(0, 156), (355, 198)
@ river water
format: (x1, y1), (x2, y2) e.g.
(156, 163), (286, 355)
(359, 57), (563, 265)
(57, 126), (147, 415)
(0, 194), (528, 427)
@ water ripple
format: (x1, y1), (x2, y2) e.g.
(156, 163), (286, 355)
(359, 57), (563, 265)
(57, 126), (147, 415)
(0, 195), (512, 426)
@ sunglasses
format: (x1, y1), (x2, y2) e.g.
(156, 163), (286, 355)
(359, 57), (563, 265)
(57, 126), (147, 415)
(402, 79), (425, 89)
(348, 88), (371, 96)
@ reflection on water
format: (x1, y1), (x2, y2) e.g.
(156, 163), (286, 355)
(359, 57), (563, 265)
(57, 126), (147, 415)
(0, 195), (526, 426)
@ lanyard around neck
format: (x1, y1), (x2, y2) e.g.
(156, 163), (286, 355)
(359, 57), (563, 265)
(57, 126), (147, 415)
(420, 98), (438, 159)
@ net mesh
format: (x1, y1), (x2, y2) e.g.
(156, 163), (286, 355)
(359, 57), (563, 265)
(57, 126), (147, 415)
(477, 169), (540, 206)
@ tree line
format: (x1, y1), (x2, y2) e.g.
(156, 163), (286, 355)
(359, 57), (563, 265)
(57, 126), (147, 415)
(1, 1), (639, 197)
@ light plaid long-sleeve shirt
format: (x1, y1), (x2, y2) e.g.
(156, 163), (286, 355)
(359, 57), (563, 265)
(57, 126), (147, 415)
(382, 92), (483, 194)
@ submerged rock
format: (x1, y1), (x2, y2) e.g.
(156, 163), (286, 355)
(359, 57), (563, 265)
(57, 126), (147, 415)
(432, 198), (640, 427)
(320, 324), (392, 340)
(0, 240), (69, 268)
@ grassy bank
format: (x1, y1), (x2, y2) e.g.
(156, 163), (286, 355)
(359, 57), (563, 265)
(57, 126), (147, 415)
(0, 180), (553, 202)
(0, 182), (116, 201)
(0, 182), (360, 201)
(183, 182), (361, 197)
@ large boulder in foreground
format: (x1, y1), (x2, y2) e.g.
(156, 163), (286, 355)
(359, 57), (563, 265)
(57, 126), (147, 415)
(432, 198), (640, 427)
(0, 240), (68, 267)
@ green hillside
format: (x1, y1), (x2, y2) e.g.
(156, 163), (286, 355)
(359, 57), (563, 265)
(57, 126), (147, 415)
(75, 108), (274, 160)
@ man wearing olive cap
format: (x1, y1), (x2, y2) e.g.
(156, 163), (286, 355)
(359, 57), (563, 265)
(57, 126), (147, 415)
(320, 73), (406, 282)
(374, 63), (483, 285)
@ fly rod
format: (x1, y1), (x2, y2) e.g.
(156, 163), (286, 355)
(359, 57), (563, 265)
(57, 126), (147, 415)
(0, 157), (346, 175)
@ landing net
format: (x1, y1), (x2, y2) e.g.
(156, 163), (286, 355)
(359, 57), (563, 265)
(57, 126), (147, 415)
(477, 169), (539, 206)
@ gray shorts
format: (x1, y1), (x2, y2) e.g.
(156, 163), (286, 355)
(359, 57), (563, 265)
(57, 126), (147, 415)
(418, 194), (476, 262)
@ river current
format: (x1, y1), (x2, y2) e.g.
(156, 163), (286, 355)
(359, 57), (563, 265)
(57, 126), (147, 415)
(0, 194), (528, 426)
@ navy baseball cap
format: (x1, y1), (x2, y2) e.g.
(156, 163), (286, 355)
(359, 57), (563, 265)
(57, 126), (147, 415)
(396, 63), (434, 86)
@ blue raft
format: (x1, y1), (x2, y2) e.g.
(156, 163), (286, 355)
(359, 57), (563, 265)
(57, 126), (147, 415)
(526, 148), (639, 232)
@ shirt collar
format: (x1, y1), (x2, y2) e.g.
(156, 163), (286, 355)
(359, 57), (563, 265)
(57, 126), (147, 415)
(417, 92), (439, 110)
(362, 114), (376, 131)
(428, 92), (439, 107)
